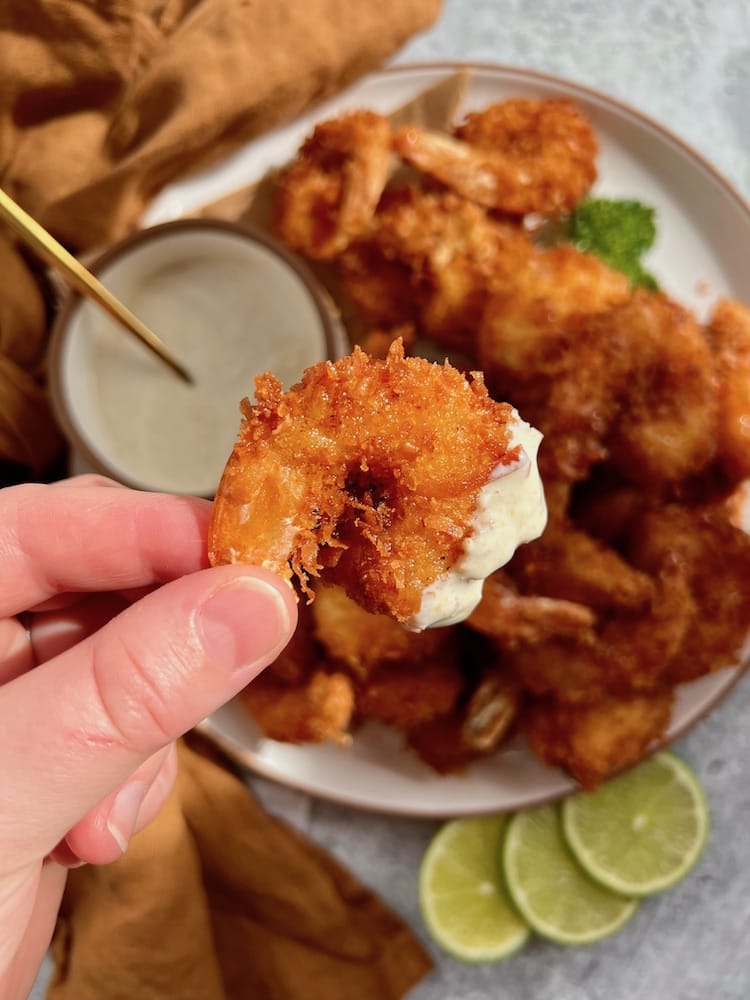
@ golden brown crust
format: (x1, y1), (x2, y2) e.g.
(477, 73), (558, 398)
(240, 670), (355, 745)
(705, 297), (750, 482)
(271, 110), (392, 260)
(523, 691), (673, 789)
(209, 341), (516, 622)
(393, 98), (597, 216)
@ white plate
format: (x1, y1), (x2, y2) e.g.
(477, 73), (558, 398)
(154, 64), (750, 817)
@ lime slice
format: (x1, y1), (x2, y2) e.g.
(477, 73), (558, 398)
(561, 751), (709, 897)
(502, 804), (637, 944)
(419, 815), (531, 961)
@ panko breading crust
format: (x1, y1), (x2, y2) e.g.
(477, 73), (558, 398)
(209, 341), (518, 623)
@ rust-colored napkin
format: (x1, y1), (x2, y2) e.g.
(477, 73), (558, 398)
(49, 742), (432, 1000)
(0, 0), (441, 479)
(0, 0), (442, 251)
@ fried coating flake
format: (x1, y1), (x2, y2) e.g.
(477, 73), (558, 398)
(209, 341), (519, 624)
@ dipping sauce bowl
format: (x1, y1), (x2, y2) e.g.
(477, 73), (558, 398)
(49, 220), (347, 497)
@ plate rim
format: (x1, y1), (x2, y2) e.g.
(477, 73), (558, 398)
(186, 60), (750, 817)
(201, 666), (746, 819)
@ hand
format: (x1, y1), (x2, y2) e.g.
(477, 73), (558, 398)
(0, 477), (297, 999)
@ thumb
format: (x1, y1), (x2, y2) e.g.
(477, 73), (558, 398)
(0, 565), (296, 865)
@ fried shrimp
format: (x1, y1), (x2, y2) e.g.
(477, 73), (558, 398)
(505, 559), (693, 703)
(355, 659), (466, 730)
(478, 243), (630, 383)
(626, 502), (750, 684)
(604, 291), (719, 487)
(271, 110), (392, 259)
(311, 584), (453, 679)
(467, 570), (596, 648)
(340, 187), (533, 350)
(523, 690), (673, 788)
(393, 98), (597, 216)
(510, 523), (656, 614)
(478, 245), (631, 481)
(483, 287), (719, 485)
(705, 297), (750, 483)
(240, 670), (355, 745)
(209, 341), (547, 628)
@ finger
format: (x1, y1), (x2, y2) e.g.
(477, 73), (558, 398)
(0, 863), (65, 997)
(0, 564), (297, 863)
(0, 483), (213, 617)
(29, 593), (130, 663)
(28, 594), (90, 613)
(117, 583), (160, 604)
(56, 744), (177, 866)
(0, 618), (33, 683)
(130, 742), (179, 835)
(30, 585), (154, 614)
(49, 474), (126, 490)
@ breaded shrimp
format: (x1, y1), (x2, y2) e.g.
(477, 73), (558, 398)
(209, 341), (546, 627)
(627, 503), (750, 684)
(478, 243), (630, 382)
(705, 297), (750, 483)
(336, 238), (420, 330)
(311, 583), (454, 680)
(483, 287), (719, 486)
(355, 658), (466, 730)
(510, 523), (656, 613)
(240, 670), (355, 745)
(523, 690), (673, 788)
(502, 553), (694, 703)
(605, 291), (719, 486)
(340, 187), (533, 350)
(478, 244), (631, 481)
(393, 98), (597, 216)
(467, 569), (596, 648)
(272, 110), (392, 259)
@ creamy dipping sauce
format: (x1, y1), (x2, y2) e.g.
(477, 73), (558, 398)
(58, 228), (338, 496)
(406, 412), (547, 631)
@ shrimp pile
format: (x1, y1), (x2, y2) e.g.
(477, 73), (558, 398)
(223, 94), (750, 788)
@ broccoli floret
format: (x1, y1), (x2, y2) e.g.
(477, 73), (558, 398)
(568, 197), (659, 289)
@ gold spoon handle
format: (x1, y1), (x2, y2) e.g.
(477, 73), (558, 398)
(0, 188), (193, 384)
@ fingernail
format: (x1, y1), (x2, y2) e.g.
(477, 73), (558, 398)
(107, 781), (149, 853)
(198, 577), (292, 674)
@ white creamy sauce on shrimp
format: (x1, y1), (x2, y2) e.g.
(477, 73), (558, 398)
(406, 411), (547, 631)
